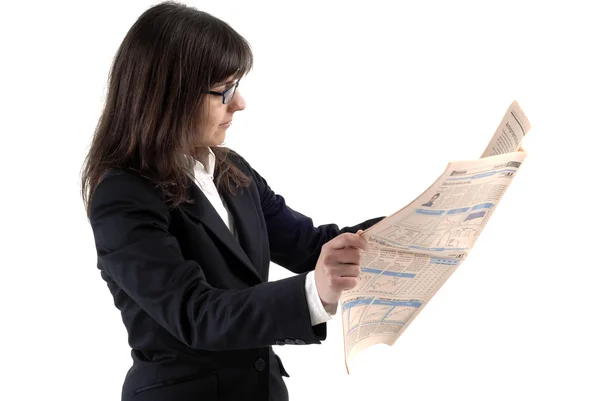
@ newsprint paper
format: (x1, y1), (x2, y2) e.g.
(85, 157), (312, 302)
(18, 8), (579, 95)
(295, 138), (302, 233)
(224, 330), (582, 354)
(341, 101), (531, 373)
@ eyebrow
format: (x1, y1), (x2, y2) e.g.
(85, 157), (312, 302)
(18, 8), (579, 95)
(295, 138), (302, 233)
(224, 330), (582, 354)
(212, 79), (236, 89)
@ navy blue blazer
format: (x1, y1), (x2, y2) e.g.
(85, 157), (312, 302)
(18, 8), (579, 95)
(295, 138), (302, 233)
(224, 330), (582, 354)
(89, 150), (384, 401)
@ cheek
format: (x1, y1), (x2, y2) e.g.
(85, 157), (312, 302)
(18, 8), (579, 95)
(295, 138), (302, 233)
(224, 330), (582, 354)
(197, 101), (226, 142)
(196, 112), (217, 137)
(203, 109), (220, 129)
(210, 109), (224, 127)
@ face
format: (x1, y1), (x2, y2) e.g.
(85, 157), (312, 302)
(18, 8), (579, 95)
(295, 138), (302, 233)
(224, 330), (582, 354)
(196, 76), (246, 147)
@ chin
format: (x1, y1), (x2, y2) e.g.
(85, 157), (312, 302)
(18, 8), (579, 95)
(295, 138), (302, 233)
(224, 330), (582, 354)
(214, 131), (227, 145)
(203, 137), (224, 147)
(198, 128), (227, 147)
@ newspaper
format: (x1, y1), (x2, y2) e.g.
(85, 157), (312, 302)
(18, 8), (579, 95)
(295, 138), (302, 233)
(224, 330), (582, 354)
(341, 101), (531, 373)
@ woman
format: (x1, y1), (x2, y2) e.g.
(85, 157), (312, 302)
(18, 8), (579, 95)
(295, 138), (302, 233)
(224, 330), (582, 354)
(81, 2), (384, 400)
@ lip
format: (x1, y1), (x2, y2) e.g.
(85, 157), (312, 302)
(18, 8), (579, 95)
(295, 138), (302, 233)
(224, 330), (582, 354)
(220, 121), (232, 126)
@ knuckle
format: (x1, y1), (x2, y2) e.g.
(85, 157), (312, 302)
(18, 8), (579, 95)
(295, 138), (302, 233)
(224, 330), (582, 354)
(343, 278), (358, 290)
(326, 271), (336, 283)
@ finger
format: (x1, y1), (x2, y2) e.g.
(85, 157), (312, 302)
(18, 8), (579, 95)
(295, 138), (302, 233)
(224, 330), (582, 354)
(332, 263), (361, 278)
(333, 276), (359, 291)
(327, 232), (369, 251)
(330, 248), (362, 266)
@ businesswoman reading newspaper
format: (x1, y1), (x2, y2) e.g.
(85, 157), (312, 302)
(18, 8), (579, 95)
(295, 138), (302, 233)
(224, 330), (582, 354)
(80, 2), (384, 401)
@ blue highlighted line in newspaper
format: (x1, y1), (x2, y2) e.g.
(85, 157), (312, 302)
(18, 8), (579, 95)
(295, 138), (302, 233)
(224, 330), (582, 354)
(343, 298), (424, 334)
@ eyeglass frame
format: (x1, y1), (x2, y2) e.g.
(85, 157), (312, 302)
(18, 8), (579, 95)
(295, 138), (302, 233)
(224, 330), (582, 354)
(207, 80), (239, 104)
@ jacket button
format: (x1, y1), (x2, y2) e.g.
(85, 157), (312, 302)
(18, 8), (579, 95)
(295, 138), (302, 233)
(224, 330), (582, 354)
(295, 339), (305, 345)
(275, 341), (285, 346)
(255, 358), (266, 372)
(284, 339), (295, 344)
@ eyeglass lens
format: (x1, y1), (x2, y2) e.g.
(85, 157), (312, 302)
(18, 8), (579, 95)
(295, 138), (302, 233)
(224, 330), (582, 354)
(224, 82), (237, 104)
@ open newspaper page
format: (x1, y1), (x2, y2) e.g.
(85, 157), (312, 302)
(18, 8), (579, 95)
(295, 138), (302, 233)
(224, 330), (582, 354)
(341, 101), (531, 373)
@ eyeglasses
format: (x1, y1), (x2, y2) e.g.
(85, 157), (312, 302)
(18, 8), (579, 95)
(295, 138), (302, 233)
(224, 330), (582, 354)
(207, 80), (239, 104)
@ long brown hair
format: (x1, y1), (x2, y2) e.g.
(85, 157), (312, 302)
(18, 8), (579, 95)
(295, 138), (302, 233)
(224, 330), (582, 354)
(81, 1), (252, 218)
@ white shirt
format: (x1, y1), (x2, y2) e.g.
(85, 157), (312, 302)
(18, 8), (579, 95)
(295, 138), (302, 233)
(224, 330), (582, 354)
(189, 148), (336, 326)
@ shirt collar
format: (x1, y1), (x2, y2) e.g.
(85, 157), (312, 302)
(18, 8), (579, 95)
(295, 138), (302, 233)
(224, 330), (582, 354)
(193, 146), (216, 179)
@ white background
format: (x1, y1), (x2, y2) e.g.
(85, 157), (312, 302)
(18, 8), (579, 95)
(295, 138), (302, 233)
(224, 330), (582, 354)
(2, 0), (599, 400)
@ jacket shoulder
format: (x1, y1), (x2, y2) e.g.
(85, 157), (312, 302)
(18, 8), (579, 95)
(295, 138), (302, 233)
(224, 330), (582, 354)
(222, 147), (257, 178)
(223, 148), (249, 168)
(90, 168), (166, 215)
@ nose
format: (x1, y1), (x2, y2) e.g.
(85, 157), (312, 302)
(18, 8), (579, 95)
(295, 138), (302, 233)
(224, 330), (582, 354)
(228, 90), (246, 112)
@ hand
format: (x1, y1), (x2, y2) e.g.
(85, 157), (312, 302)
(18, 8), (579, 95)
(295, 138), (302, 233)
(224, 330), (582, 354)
(314, 230), (368, 309)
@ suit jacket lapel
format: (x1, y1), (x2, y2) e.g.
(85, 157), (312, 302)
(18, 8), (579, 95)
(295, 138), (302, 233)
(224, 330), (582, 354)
(220, 185), (264, 279)
(180, 179), (262, 283)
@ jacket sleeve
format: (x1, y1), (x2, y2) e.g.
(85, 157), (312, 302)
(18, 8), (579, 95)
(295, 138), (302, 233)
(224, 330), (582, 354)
(89, 171), (326, 351)
(244, 161), (386, 274)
